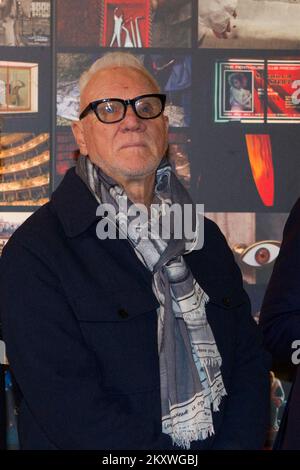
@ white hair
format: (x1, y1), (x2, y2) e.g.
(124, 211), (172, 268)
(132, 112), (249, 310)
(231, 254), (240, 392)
(79, 52), (160, 94)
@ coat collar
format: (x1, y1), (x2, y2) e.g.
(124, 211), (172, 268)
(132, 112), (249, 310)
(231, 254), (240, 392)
(51, 167), (99, 238)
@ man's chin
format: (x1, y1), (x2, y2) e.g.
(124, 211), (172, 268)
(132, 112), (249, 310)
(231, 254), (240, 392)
(115, 156), (161, 179)
(118, 165), (158, 179)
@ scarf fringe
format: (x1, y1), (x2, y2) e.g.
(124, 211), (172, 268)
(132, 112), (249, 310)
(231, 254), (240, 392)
(212, 387), (227, 412)
(171, 424), (215, 450)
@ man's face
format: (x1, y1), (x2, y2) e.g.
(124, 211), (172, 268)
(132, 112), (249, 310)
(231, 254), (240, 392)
(72, 67), (169, 183)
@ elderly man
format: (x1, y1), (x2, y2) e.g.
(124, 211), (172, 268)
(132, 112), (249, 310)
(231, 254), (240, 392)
(0, 52), (269, 450)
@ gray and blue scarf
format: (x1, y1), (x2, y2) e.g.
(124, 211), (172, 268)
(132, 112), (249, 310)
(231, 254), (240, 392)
(76, 154), (226, 449)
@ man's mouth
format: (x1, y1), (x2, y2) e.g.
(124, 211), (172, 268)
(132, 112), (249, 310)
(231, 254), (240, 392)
(120, 143), (147, 149)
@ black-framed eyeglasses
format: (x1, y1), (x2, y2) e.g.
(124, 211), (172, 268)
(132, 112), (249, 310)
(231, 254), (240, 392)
(79, 93), (166, 124)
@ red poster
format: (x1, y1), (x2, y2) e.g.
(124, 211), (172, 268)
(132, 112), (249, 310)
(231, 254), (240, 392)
(267, 60), (300, 122)
(102, 0), (151, 48)
(245, 134), (274, 207)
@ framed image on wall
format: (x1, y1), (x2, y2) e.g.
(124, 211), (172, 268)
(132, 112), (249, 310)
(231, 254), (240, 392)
(0, 61), (38, 113)
(198, 0), (300, 50)
(57, 0), (191, 48)
(102, 0), (151, 48)
(215, 60), (265, 123)
(0, 132), (49, 206)
(0, 0), (51, 46)
(267, 60), (300, 123)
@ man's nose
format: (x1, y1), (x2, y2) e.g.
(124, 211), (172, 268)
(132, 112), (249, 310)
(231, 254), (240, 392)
(120, 104), (146, 131)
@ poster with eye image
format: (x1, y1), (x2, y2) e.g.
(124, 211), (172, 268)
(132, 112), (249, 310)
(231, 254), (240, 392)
(267, 60), (300, 123)
(0, 0), (51, 47)
(205, 212), (287, 286)
(0, 132), (50, 206)
(255, 212), (288, 285)
(215, 60), (265, 122)
(57, 53), (191, 128)
(56, 0), (192, 48)
(205, 212), (257, 285)
(198, 0), (300, 49)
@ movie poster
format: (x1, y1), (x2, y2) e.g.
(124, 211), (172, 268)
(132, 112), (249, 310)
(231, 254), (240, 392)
(57, 0), (192, 48)
(0, 0), (50, 47)
(199, 0), (300, 49)
(215, 60), (265, 122)
(102, 0), (151, 48)
(0, 61), (38, 114)
(267, 60), (300, 123)
(204, 212), (285, 286)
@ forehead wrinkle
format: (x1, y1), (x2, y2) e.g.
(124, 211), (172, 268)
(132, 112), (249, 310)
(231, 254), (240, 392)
(80, 67), (159, 111)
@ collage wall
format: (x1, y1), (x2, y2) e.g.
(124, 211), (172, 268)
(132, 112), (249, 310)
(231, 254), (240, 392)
(1, 0), (300, 449)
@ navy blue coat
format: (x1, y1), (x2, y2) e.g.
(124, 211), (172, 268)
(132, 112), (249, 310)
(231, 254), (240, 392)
(260, 198), (300, 449)
(0, 168), (270, 450)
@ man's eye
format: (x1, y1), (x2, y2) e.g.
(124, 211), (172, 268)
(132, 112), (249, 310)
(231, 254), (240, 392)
(140, 102), (153, 114)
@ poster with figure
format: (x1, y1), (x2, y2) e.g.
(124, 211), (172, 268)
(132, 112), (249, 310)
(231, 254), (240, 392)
(267, 60), (300, 122)
(215, 58), (300, 123)
(224, 70), (253, 113)
(103, 0), (151, 48)
(199, 0), (300, 49)
(215, 60), (264, 122)
(57, 0), (192, 48)
(0, 132), (49, 206)
(0, 0), (50, 46)
(204, 212), (286, 286)
(0, 61), (38, 113)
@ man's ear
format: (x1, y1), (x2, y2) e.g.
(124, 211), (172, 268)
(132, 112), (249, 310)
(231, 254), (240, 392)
(71, 121), (88, 156)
